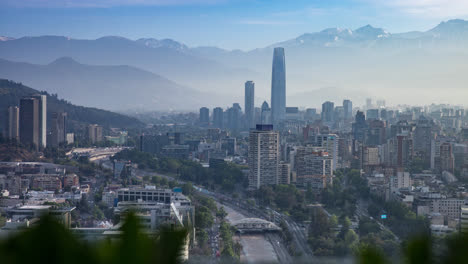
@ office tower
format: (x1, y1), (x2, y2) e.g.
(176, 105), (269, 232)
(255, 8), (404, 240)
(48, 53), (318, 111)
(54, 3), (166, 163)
(50, 112), (67, 147)
(321, 101), (334, 123)
(261, 101), (271, 124)
(414, 116), (435, 167)
(212, 107), (224, 128)
(19, 97), (39, 149)
(366, 120), (386, 146)
(285, 107), (300, 120)
(271, 47), (286, 124)
(295, 146), (333, 188)
(248, 124), (280, 190)
(306, 108), (317, 120)
(366, 109), (380, 120)
(7, 106), (19, 141)
(244, 81), (255, 129)
(380, 109), (388, 120)
(343, 99), (353, 120)
(199, 107), (209, 126)
(227, 104), (241, 133)
(366, 98), (372, 109)
(352, 111), (367, 142)
(32, 94), (47, 148)
(334, 106), (344, 122)
(88, 124), (103, 144)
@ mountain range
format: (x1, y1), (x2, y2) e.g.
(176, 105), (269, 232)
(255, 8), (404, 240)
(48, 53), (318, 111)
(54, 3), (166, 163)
(2, 19), (468, 109)
(0, 57), (208, 111)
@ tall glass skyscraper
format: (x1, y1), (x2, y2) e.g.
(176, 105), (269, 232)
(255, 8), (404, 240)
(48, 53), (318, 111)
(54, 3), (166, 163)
(271, 47), (286, 125)
(244, 81), (255, 129)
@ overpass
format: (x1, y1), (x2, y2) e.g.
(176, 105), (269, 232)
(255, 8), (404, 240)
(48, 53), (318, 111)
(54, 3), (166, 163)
(232, 218), (281, 233)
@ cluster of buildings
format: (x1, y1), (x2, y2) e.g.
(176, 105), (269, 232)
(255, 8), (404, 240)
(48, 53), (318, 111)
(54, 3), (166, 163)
(178, 47), (468, 235)
(3, 94), (68, 149)
(1, 94), (126, 149)
(0, 162), (81, 196)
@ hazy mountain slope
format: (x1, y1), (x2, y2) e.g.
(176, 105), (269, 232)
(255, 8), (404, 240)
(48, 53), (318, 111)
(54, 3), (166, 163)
(0, 79), (144, 131)
(0, 57), (210, 111)
(0, 36), (257, 95)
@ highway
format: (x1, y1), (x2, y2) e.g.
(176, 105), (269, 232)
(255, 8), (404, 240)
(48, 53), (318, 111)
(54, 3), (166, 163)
(110, 148), (313, 262)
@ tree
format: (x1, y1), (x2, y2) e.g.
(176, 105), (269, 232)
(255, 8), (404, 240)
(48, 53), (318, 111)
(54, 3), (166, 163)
(194, 206), (213, 229)
(327, 214), (337, 228)
(182, 182), (193, 196)
(309, 207), (331, 238)
(216, 206), (227, 219)
(196, 229), (208, 247)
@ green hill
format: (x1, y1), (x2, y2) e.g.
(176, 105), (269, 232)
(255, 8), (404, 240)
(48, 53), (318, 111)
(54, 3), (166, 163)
(0, 79), (144, 132)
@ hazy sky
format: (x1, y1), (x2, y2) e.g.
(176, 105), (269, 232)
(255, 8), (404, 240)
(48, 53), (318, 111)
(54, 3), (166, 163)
(2, 0), (468, 50)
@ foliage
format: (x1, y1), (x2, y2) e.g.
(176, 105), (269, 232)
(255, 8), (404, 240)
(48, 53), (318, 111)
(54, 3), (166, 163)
(194, 205), (213, 229)
(254, 184), (305, 215)
(219, 221), (241, 261)
(0, 213), (187, 264)
(113, 149), (247, 193)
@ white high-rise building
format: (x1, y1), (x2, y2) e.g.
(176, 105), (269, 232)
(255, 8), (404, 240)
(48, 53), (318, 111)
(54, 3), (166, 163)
(244, 81), (255, 129)
(248, 125), (280, 190)
(32, 94), (47, 148)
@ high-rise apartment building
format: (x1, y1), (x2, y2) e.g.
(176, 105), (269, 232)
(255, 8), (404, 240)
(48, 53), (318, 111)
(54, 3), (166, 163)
(50, 112), (67, 147)
(315, 134), (339, 170)
(19, 97), (39, 149)
(271, 47), (286, 124)
(7, 106), (19, 141)
(248, 125), (280, 190)
(295, 146), (333, 188)
(245, 81), (255, 129)
(88, 124), (103, 144)
(212, 107), (224, 128)
(439, 142), (455, 174)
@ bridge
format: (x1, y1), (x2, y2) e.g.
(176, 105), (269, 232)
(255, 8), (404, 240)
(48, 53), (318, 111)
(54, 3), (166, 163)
(232, 218), (281, 233)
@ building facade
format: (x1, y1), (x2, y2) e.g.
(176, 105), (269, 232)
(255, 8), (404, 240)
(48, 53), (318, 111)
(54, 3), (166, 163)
(248, 125), (280, 190)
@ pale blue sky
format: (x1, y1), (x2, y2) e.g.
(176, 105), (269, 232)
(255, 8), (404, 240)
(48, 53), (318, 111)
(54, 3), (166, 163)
(1, 0), (468, 50)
